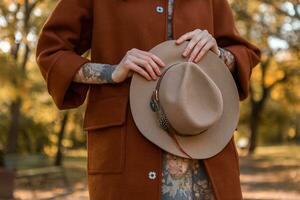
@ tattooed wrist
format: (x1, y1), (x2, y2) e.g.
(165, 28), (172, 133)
(73, 63), (117, 84)
(218, 47), (236, 73)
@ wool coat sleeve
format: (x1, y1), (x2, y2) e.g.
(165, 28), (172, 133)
(35, 0), (92, 110)
(213, 0), (261, 101)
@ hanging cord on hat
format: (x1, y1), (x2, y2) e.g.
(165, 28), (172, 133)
(150, 64), (194, 159)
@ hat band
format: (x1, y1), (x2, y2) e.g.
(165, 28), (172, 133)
(149, 63), (206, 159)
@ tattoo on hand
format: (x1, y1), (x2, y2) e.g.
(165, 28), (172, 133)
(73, 63), (117, 84)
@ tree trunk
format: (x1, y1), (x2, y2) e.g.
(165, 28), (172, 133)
(5, 1), (32, 155)
(248, 99), (265, 154)
(295, 114), (300, 143)
(248, 110), (260, 154)
(54, 112), (69, 166)
(22, 131), (33, 153)
(5, 97), (22, 154)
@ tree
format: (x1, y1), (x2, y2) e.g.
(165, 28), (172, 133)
(231, 0), (300, 153)
(54, 112), (69, 166)
(0, 0), (47, 153)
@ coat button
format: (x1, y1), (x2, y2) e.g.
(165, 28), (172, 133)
(148, 171), (156, 180)
(156, 6), (164, 13)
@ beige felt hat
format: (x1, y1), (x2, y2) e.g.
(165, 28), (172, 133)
(129, 40), (240, 159)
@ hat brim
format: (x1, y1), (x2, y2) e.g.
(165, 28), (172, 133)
(129, 40), (240, 159)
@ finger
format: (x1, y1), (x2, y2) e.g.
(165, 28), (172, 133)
(150, 54), (166, 67)
(175, 30), (196, 44)
(135, 49), (166, 67)
(129, 62), (152, 81)
(135, 53), (161, 76)
(188, 37), (210, 62)
(210, 38), (219, 55)
(148, 57), (162, 76)
(131, 56), (157, 80)
(182, 34), (202, 57)
(194, 40), (215, 62)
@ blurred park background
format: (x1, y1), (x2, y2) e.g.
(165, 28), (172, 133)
(0, 0), (299, 199)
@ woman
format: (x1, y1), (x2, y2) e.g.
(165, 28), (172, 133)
(36, 0), (261, 199)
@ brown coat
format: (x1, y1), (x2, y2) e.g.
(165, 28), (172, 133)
(36, 0), (261, 199)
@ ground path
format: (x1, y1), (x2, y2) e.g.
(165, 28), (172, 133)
(13, 145), (300, 200)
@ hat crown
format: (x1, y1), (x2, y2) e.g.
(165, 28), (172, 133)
(159, 62), (223, 136)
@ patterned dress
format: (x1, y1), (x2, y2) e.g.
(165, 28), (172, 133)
(160, 0), (235, 199)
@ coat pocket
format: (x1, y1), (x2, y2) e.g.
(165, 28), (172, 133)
(84, 95), (129, 174)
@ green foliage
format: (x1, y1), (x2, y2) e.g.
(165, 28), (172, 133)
(258, 100), (292, 144)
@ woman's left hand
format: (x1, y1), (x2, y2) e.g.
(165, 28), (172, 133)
(175, 28), (220, 63)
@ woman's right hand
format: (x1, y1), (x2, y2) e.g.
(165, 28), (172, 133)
(112, 48), (166, 83)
